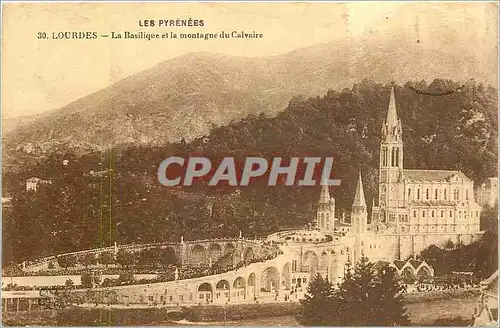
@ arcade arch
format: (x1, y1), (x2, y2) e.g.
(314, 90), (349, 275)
(402, 266), (415, 277)
(247, 272), (256, 299)
(261, 267), (280, 293)
(282, 262), (292, 290)
(191, 245), (206, 265)
(197, 283), (213, 304)
(417, 266), (431, 278)
(304, 251), (319, 278)
(243, 247), (255, 261)
(208, 244), (222, 261)
(215, 280), (230, 303)
(224, 243), (235, 255)
(233, 277), (246, 300)
(319, 251), (329, 270)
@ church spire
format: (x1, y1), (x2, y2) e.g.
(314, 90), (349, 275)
(352, 170), (366, 208)
(386, 86), (398, 128)
(319, 177), (331, 203)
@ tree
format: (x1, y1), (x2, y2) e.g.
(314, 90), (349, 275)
(481, 203), (498, 232)
(57, 255), (77, 268)
(97, 252), (113, 267)
(336, 257), (375, 325)
(420, 244), (449, 276)
(81, 272), (93, 288)
(337, 258), (409, 326)
(80, 253), (97, 267)
(101, 278), (116, 287)
(368, 266), (409, 326)
(116, 250), (135, 267)
(118, 272), (135, 285)
(297, 273), (339, 326)
(444, 239), (455, 250)
(299, 257), (410, 326)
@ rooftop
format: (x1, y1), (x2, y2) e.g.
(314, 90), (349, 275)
(403, 169), (470, 182)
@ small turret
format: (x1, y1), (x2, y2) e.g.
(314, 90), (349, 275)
(352, 170), (366, 209)
(351, 169), (368, 234)
(316, 178), (335, 231)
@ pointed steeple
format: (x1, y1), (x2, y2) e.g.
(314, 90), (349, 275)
(386, 86), (398, 128)
(319, 177), (331, 203)
(352, 170), (366, 208)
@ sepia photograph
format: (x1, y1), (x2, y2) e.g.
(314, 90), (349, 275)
(1, 2), (498, 326)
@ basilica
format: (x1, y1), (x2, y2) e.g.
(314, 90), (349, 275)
(316, 86), (483, 263)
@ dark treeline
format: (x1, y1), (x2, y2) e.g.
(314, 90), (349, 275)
(420, 204), (498, 279)
(3, 79), (497, 266)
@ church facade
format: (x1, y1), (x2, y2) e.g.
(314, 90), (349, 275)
(317, 87), (484, 263)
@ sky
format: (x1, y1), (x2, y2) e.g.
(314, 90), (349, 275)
(2, 2), (498, 117)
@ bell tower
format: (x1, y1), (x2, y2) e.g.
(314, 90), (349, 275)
(379, 86), (404, 213)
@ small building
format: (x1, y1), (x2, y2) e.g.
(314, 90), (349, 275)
(474, 270), (498, 326)
(2, 290), (55, 313)
(372, 259), (434, 278)
(26, 177), (52, 192)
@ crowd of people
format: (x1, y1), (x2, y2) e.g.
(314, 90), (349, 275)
(401, 277), (480, 294)
(76, 248), (283, 288)
(13, 236), (264, 275)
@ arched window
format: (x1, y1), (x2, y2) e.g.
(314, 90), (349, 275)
(391, 148), (395, 166)
(417, 189), (420, 200)
(413, 210), (417, 217)
(435, 189), (438, 200)
(450, 211), (453, 217)
(395, 149), (399, 167)
(426, 189), (429, 200)
(408, 188), (411, 199)
(466, 189), (469, 200)
(422, 210), (426, 218)
(444, 189), (447, 200)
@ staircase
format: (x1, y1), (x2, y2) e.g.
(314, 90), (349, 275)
(211, 251), (234, 269)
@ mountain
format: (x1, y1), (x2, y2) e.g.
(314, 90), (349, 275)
(4, 34), (497, 154)
(3, 79), (497, 264)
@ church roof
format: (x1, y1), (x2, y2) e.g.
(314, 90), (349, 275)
(393, 260), (406, 269)
(372, 260), (391, 271)
(403, 169), (470, 182)
(409, 259), (423, 269)
(408, 200), (457, 207)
